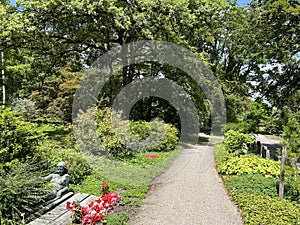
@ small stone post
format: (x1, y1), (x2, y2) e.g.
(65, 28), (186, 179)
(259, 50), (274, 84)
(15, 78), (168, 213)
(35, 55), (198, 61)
(257, 141), (261, 155)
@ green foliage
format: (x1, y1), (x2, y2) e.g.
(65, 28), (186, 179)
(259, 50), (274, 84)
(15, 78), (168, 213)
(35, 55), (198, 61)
(11, 98), (36, 121)
(231, 192), (300, 225)
(282, 111), (300, 158)
(30, 67), (82, 122)
(40, 147), (92, 185)
(0, 109), (43, 170)
(284, 177), (300, 202)
(104, 212), (129, 225)
(95, 107), (127, 158)
(219, 154), (280, 177)
(215, 144), (232, 167)
(223, 174), (278, 198)
(225, 122), (250, 133)
(129, 120), (179, 152)
(75, 107), (178, 159)
(0, 161), (48, 225)
(224, 130), (255, 155)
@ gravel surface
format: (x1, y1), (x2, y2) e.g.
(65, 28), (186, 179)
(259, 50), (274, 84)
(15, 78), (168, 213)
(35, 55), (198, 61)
(129, 144), (244, 225)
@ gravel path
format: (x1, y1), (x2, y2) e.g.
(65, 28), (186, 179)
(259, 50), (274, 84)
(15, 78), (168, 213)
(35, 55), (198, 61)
(129, 144), (244, 225)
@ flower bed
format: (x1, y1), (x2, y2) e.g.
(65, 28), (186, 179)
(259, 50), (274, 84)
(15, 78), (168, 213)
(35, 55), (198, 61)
(67, 183), (121, 225)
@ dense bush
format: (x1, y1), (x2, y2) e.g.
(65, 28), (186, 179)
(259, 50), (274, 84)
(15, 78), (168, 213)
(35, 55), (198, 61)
(29, 67), (82, 122)
(231, 192), (300, 224)
(219, 154), (280, 177)
(39, 146), (92, 185)
(11, 98), (36, 121)
(0, 161), (48, 225)
(129, 120), (179, 152)
(224, 130), (255, 155)
(75, 107), (178, 159)
(0, 109), (43, 170)
(225, 122), (250, 133)
(223, 173), (278, 198)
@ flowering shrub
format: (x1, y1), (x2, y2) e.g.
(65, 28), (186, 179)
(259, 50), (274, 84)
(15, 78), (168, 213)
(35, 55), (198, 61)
(67, 183), (121, 225)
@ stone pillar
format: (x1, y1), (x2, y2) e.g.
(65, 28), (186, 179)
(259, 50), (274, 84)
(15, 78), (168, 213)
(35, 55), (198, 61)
(266, 148), (270, 159)
(257, 141), (261, 155)
(261, 145), (266, 158)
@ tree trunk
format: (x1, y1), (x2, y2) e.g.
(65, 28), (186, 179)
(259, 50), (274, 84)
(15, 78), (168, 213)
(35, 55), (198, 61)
(279, 146), (287, 199)
(1, 51), (5, 109)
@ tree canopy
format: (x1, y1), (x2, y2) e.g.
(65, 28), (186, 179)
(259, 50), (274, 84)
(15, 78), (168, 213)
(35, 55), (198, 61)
(0, 0), (298, 132)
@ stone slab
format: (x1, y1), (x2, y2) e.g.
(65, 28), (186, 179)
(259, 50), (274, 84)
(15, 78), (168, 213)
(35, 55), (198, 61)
(27, 193), (97, 225)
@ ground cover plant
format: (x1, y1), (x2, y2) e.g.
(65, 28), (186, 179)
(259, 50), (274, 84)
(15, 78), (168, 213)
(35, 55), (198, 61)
(215, 136), (300, 225)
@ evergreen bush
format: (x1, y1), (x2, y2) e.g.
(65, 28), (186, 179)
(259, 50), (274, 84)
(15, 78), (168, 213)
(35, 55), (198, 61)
(0, 161), (48, 225)
(0, 109), (43, 171)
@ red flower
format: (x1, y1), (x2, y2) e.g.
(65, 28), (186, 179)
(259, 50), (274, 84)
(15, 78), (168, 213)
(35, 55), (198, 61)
(146, 154), (158, 159)
(66, 202), (71, 210)
(101, 183), (109, 187)
(68, 184), (121, 225)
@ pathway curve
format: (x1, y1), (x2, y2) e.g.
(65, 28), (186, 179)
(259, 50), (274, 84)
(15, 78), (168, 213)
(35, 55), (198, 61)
(129, 144), (244, 225)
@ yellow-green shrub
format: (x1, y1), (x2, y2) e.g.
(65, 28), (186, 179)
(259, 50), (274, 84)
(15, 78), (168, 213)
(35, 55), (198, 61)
(219, 154), (280, 177)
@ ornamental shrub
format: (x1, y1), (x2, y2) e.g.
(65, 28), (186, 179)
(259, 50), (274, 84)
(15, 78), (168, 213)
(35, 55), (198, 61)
(224, 130), (255, 155)
(283, 177), (300, 202)
(129, 120), (179, 152)
(0, 161), (49, 225)
(38, 144), (92, 185)
(52, 149), (92, 185)
(75, 107), (178, 159)
(219, 154), (280, 177)
(0, 109), (43, 171)
(225, 122), (250, 133)
(11, 98), (36, 121)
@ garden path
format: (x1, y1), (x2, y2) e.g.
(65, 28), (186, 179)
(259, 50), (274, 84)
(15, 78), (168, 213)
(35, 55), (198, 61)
(129, 144), (244, 225)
